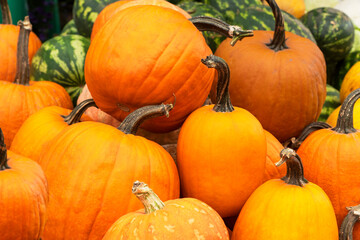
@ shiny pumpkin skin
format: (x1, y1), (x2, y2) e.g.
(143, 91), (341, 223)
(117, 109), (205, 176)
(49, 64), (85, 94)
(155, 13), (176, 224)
(90, 0), (191, 40)
(232, 179), (338, 239)
(103, 198), (229, 239)
(214, 31), (326, 142)
(0, 150), (48, 240)
(270, 0), (305, 18)
(0, 25), (41, 82)
(0, 81), (73, 147)
(39, 121), (180, 240)
(326, 100), (360, 128)
(85, 6), (214, 133)
(177, 104), (267, 218)
(340, 61), (360, 103)
(297, 129), (360, 228)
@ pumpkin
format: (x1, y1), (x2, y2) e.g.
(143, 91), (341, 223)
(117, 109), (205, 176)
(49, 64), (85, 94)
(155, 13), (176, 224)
(326, 99), (360, 128)
(85, 6), (252, 133)
(214, 0), (326, 142)
(265, 0), (305, 18)
(39, 103), (180, 240)
(0, 17), (72, 147)
(0, 128), (48, 240)
(10, 99), (95, 162)
(336, 50), (360, 90)
(296, 88), (360, 227)
(90, 0), (191, 40)
(339, 204), (360, 240)
(103, 181), (229, 239)
(177, 55), (267, 218)
(232, 148), (338, 240)
(0, 0), (41, 82)
(340, 61), (360, 103)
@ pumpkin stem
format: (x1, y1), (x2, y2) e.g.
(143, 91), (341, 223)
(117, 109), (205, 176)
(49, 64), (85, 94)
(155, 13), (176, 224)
(189, 16), (254, 46)
(275, 148), (308, 187)
(201, 55), (234, 113)
(132, 181), (165, 214)
(283, 122), (332, 150)
(0, 0), (12, 24)
(62, 99), (98, 125)
(332, 88), (360, 134)
(0, 129), (10, 170)
(339, 204), (360, 240)
(118, 103), (174, 135)
(261, 0), (288, 51)
(14, 16), (31, 86)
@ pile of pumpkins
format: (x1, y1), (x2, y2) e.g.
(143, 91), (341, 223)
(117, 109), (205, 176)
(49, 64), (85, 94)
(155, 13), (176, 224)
(0, 0), (360, 239)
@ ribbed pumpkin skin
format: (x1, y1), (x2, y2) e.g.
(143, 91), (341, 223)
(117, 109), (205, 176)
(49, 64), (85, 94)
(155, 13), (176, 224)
(39, 121), (180, 240)
(0, 81), (73, 147)
(0, 25), (41, 82)
(232, 180), (338, 239)
(85, 6), (214, 133)
(91, 0), (191, 40)
(0, 151), (48, 240)
(215, 31), (326, 142)
(103, 198), (229, 239)
(297, 130), (360, 227)
(340, 62), (360, 103)
(177, 104), (266, 218)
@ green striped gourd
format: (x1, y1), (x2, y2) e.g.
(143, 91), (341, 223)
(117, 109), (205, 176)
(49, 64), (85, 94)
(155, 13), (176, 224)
(234, 5), (316, 42)
(335, 50), (360, 89)
(177, 1), (226, 51)
(61, 19), (79, 36)
(73, 0), (117, 38)
(318, 84), (341, 122)
(30, 35), (90, 105)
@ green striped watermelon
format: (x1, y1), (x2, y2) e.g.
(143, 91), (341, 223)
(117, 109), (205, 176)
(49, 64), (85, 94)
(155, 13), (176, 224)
(30, 35), (91, 105)
(233, 5), (316, 42)
(335, 50), (360, 89)
(318, 84), (341, 122)
(73, 0), (117, 38)
(177, 1), (226, 52)
(61, 19), (80, 36)
(301, 7), (355, 63)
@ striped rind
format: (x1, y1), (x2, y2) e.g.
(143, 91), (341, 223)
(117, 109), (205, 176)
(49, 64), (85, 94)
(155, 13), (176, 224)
(30, 34), (90, 105)
(318, 84), (341, 122)
(301, 7), (355, 62)
(61, 19), (80, 36)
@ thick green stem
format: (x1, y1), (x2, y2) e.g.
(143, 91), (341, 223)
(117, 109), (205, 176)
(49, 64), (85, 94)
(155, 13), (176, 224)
(14, 16), (31, 85)
(339, 205), (360, 240)
(275, 148), (308, 187)
(132, 181), (165, 214)
(189, 16), (253, 46)
(201, 55), (234, 113)
(0, 129), (10, 170)
(62, 99), (98, 125)
(118, 103), (174, 135)
(0, 0), (12, 24)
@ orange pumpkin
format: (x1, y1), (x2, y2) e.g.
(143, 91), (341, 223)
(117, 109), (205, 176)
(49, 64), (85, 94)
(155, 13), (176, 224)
(90, 0), (191, 40)
(103, 181), (229, 239)
(39, 103), (180, 240)
(0, 129), (48, 240)
(264, 0), (305, 18)
(232, 148), (338, 240)
(177, 55), (266, 218)
(297, 88), (360, 228)
(0, 17), (72, 147)
(339, 204), (360, 240)
(214, 0), (326, 142)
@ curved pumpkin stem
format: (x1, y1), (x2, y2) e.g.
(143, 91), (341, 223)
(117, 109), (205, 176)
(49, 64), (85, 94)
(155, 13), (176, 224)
(201, 55), (234, 113)
(132, 181), (165, 214)
(189, 16), (253, 46)
(0, 0), (12, 24)
(332, 88), (360, 134)
(262, 0), (288, 51)
(339, 204), (360, 240)
(118, 103), (174, 135)
(62, 99), (98, 125)
(0, 129), (10, 170)
(275, 148), (308, 187)
(14, 16), (31, 86)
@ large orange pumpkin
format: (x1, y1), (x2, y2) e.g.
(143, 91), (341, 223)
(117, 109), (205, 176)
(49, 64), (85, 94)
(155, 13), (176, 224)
(0, 129), (48, 240)
(296, 88), (360, 229)
(214, 0), (326, 142)
(232, 148), (338, 240)
(103, 181), (229, 239)
(39, 103), (180, 240)
(177, 55), (266, 218)
(339, 204), (360, 240)
(0, 17), (72, 147)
